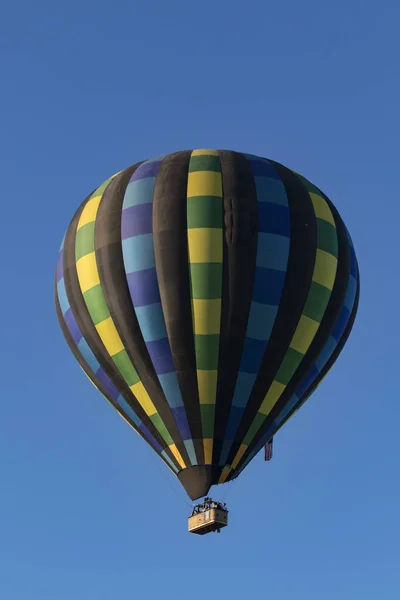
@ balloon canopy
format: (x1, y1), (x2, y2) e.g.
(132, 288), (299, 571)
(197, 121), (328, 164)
(55, 149), (359, 500)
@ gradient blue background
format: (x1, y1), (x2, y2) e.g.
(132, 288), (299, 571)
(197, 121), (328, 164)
(1, 0), (398, 598)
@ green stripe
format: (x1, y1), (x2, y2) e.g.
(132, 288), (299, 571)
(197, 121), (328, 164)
(188, 155), (221, 172)
(150, 414), (173, 446)
(275, 348), (303, 385)
(187, 196), (223, 229)
(83, 285), (110, 325)
(190, 263), (223, 299)
(93, 177), (114, 197)
(194, 334), (220, 370)
(317, 219), (338, 257)
(113, 350), (140, 386)
(303, 282), (332, 322)
(187, 155), (223, 446)
(296, 173), (320, 195)
(200, 405), (215, 437)
(75, 222), (95, 260)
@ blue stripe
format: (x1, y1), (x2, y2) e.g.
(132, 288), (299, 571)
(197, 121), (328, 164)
(258, 203), (290, 236)
(254, 176), (289, 205)
(57, 278), (70, 316)
(171, 406), (191, 440)
(158, 373), (184, 408)
(315, 336), (337, 372)
(78, 338), (100, 373)
(252, 267), (287, 305)
(64, 308), (82, 345)
(123, 177), (157, 208)
(345, 275), (357, 311)
(121, 160), (197, 460)
(59, 232), (66, 251)
(184, 440), (197, 465)
(117, 395), (141, 427)
(130, 160), (162, 181)
(97, 367), (120, 398)
(295, 366), (319, 398)
(161, 450), (179, 473)
(121, 203), (153, 238)
(220, 439), (233, 465)
(238, 338), (268, 374)
(231, 373), (258, 408)
(146, 338), (175, 374)
(332, 306), (350, 342)
(220, 157), (291, 462)
(246, 302), (278, 340)
(134, 303), (168, 342)
(225, 406), (245, 439)
(243, 155), (281, 179)
(350, 246), (358, 278)
(126, 269), (160, 307)
(279, 393), (299, 422)
(56, 251), (64, 281)
(122, 234), (155, 273)
(256, 233), (290, 271)
(139, 423), (163, 453)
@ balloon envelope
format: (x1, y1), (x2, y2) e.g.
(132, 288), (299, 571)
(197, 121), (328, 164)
(55, 149), (359, 500)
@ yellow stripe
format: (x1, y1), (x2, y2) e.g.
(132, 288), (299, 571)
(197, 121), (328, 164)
(197, 370), (218, 404)
(78, 195), (102, 229)
(218, 466), (231, 484)
(313, 249), (337, 290)
(232, 444), (247, 469)
(191, 149), (218, 157)
(203, 439), (213, 464)
(76, 252), (100, 293)
(309, 193), (335, 226)
(259, 381), (286, 415)
(188, 228), (222, 263)
(192, 299), (221, 334)
(290, 315), (320, 355)
(168, 444), (186, 469)
(130, 382), (157, 416)
(77, 171), (120, 229)
(187, 171), (222, 198)
(95, 317), (124, 356)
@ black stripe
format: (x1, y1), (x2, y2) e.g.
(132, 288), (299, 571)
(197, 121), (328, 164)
(152, 151), (205, 465)
(225, 160), (318, 467)
(212, 150), (258, 466)
(62, 181), (180, 471)
(95, 162), (191, 468)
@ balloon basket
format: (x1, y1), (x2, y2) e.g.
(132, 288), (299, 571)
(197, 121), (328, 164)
(188, 497), (228, 535)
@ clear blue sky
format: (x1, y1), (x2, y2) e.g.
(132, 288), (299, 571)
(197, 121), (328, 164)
(1, 0), (399, 598)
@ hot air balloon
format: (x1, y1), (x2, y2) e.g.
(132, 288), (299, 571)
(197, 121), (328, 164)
(55, 149), (359, 535)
